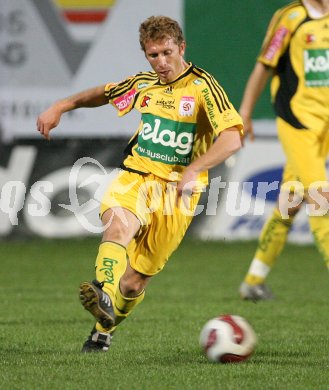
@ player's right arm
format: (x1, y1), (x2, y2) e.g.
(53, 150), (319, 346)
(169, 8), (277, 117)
(37, 85), (107, 140)
(240, 3), (303, 141)
(240, 4), (300, 142)
(239, 62), (271, 141)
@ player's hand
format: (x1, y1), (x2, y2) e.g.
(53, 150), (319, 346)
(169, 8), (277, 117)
(36, 105), (62, 140)
(240, 115), (255, 143)
(176, 166), (199, 208)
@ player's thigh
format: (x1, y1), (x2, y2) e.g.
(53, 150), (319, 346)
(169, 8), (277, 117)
(277, 117), (328, 187)
(100, 170), (151, 227)
(101, 207), (141, 246)
(127, 192), (201, 275)
(280, 162), (304, 201)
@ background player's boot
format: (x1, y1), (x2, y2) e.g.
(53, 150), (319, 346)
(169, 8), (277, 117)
(239, 282), (274, 302)
(79, 280), (115, 330)
(81, 327), (112, 353)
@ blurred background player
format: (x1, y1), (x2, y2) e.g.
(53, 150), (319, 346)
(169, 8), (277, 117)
(37, 16), (243, 351)
(239, 0), (329, 301)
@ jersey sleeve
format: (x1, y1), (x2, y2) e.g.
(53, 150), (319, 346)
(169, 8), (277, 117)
(104, 71), (159, 117)
(104, 76), (139, 117)
(257, 4), (305, 68)
(199, 77), (243, 136)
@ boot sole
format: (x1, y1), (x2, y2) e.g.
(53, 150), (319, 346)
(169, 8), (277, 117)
(79, 282), (115, 330)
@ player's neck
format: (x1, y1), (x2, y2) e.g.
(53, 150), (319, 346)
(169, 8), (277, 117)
(304, 0), (329, 17)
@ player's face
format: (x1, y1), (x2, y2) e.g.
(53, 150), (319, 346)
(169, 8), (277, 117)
(144, 38), (187, 83)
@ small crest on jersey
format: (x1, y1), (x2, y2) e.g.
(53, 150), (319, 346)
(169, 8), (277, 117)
(113, 88), (137, 111)
(179, 96), (195, 117)
(138, 82), (149, 89)
(288, 11), (299, 20)
(163, 86), (173, 94)
(305, 33), (316, 44)
(141, 95), (151, 108)
(223, 111), (235, 122)
(193, 79), (203, 85)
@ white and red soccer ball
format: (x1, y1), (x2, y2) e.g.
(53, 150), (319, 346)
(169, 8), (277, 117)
(199, 314), (257, 363)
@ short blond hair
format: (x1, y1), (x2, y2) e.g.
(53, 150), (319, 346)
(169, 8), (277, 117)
(139, 16), (184, 51)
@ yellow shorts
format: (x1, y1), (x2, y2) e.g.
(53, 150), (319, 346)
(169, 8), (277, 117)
(100, 170), (201, 275)
(278, 117), (329, 191)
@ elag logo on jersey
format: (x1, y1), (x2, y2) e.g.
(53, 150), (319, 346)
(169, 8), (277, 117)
(304, 49), (329, 86)
(179, 96), (195, 117)
(137, 113), (196, 165)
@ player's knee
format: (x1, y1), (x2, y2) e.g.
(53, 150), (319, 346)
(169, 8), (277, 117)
(102, 224), (127, 242)
(286, 202), (302, 217)
(304, 187), (329, 216)
(101, 208), (141, 245)
(278, 189), (303, 218)
(101, 212), (130, 243)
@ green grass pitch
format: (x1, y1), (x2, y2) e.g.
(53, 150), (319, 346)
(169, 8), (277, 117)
(1, 237), (328, 389)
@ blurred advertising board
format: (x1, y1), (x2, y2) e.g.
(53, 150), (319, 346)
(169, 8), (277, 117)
(0, 138), (127, 238)
(194, 139), (313, 244)
(0, 0), (182, 141)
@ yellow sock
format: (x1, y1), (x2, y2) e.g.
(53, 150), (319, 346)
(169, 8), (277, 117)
(245, 208), (294, 285)
(94, 241), (127, 333)
(95, 241), (127, 300)
(309, 214), (329, 269)
(95, 241), (127, 301)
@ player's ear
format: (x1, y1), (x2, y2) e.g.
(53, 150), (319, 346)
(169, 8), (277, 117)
(179, 41), (186, 56)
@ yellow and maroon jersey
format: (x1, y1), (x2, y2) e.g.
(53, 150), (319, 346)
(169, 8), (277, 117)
(258, 1), (329, 130)
(104, 62), (243, 187)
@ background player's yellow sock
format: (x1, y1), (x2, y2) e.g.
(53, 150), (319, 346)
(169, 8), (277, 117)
(95, 241), (127, 300)
(309, 214), (329, 270)
(245, 208), (294, 285)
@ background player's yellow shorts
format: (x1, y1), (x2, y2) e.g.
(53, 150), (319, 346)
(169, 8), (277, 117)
(277, 117), (329, 193)
(100, 170), (201, 276)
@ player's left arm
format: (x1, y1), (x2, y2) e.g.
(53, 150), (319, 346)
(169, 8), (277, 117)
(37, 85), (107, 140)
(177, 127), (242, 198)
